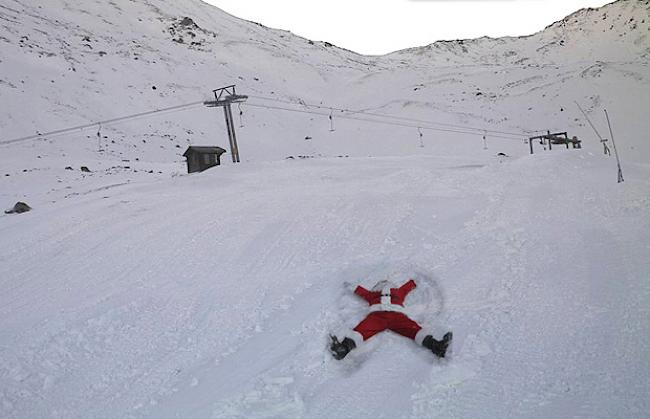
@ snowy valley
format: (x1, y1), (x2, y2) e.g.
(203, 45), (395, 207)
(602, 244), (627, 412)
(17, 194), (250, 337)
(1, 0), (650, 418)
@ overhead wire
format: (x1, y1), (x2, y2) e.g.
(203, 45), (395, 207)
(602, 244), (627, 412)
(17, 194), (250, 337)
(3, 55), (644, 147)
(3, 91), (536, 148)
(247, 94), (539, 137)
(243, 102), (525, 141)
(1, 100), (205, 146)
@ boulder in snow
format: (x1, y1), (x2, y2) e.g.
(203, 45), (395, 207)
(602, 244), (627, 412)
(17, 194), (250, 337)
(5, 202), (31, 214)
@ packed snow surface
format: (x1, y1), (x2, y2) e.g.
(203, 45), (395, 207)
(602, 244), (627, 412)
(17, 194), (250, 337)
(1, 153), (649, 418)
(1, 0), (650, 417)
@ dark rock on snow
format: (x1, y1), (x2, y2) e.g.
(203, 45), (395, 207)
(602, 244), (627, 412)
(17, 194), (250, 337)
(5, 202), (31, 214)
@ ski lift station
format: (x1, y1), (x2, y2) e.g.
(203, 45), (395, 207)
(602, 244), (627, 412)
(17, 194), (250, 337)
(527, 131), (581, 154)
(183, 146), (227, 173)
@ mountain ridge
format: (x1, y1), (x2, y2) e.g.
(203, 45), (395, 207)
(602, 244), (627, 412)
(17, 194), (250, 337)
(0, 0), (648, 197)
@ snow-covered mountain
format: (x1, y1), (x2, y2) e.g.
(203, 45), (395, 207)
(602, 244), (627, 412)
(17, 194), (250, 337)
(394, 0), (650, 64)
(1, 0), (649, 171)
(1, 1), (649, 418)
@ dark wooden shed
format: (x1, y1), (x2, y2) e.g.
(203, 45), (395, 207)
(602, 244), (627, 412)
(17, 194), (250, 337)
(183, 146), (227, 173)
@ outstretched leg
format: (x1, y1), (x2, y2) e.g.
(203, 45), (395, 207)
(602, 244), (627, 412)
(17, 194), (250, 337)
(353, 312), (390, 341)
(386, 312), (423, 340)
(330, 313), (389, 360)
(385, 313), (452, 358)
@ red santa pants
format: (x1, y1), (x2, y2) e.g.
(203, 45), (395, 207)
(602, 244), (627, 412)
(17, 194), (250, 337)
(353, 311), (422, 341)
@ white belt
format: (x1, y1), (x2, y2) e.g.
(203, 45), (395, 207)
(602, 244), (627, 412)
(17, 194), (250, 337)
(368, 304), (406, 313)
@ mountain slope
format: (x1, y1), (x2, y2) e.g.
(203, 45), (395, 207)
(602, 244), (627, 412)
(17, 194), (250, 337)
(0, 0), (648, 168)
(1, 153), (649, 418)
(393, 0), (650, 64)
(1, 1), (650, 417)
(1, 0), (649, 213)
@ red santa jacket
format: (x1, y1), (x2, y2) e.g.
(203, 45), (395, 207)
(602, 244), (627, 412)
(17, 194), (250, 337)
(354, 279), (416, 313)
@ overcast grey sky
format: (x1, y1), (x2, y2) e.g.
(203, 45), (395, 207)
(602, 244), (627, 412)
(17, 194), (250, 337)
(203, 0), (613, 54)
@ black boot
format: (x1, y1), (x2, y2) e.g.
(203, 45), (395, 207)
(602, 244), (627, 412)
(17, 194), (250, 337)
(330, 335), (357, 360)
(422, 332), (452, 358)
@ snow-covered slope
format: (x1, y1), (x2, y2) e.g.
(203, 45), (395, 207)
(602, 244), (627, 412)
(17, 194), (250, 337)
(392, 0), (650, 64)
(1, 153), (649, 418)
(1, 0), (649, 211)
(1, 0), (649, 173)
(1, 0), (650, 418)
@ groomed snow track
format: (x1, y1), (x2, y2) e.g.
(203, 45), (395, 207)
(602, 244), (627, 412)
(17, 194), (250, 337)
(1, 153), (649, 418)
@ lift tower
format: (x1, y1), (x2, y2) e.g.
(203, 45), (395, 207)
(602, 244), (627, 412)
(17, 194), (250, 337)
(204, 85), (248, 163)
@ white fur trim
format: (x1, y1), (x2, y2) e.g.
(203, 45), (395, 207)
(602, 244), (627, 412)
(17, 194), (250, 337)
(368, 304), (406, 314)
(380, 285), (392, 305)
(415, 329), (429, 346)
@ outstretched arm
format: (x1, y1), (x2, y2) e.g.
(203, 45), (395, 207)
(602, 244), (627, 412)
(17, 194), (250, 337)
(354, 285), (373, 303)
(399, 279), (417, 298)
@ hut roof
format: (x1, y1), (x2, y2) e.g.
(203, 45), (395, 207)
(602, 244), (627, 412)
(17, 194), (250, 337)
(183, 146), (227, 157)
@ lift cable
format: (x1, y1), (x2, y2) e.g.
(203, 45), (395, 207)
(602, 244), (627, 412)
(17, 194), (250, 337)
(243, 102), (524, 141)
(1, 100), (204, 146)
(247, 94), (538, 138)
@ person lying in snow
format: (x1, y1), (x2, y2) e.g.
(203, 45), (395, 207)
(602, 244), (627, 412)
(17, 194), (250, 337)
(330, 279), (452, 360)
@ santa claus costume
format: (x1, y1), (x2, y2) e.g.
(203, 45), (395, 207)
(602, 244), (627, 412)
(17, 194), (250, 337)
(330, 279), (452, 360)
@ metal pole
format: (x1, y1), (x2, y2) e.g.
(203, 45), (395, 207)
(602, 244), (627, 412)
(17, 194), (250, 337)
(204, 85), (247, 164)
(223, 106), (236, 163)
(226, 104), (240, 163)
(547, 131), (552, 151)
(529, 138), (534, 155)
(604, 109), (624, 183)
(97, 123), (102, 152)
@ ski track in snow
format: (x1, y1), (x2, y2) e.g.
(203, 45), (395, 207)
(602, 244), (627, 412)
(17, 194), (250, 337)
(1, 154), (649, 418)
(1, 0), (650, 417)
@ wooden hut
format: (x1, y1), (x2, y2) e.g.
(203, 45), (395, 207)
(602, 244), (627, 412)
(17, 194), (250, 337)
(183, 146), (227, 173)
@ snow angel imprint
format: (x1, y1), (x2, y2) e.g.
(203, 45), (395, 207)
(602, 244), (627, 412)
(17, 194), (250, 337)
(330, 279), (452, 360)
